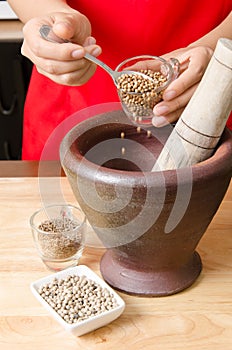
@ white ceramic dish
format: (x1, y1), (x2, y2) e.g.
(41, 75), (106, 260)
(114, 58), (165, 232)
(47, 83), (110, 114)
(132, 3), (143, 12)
(30, 265), (125, 336)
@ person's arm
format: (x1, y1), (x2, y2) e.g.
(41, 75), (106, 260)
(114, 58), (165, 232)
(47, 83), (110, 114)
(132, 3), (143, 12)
(8, 0), (74, 23)
(189, 11), (232, 50)
(152, 11), (232, 127)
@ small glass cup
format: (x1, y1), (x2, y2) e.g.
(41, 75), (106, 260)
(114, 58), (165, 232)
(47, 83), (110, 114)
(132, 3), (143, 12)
(30, 204), (86, 271)
(115, 55), (180, 126)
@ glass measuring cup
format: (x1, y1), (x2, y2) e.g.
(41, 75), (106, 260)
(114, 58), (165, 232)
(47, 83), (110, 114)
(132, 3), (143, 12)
(115, 55), (180, 126)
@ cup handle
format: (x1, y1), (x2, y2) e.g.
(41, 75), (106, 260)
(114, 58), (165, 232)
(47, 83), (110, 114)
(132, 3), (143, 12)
(169, 58), (180, 79)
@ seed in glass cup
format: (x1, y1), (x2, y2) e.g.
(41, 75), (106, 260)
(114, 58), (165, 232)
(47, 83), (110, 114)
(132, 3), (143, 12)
(38, 217), (82, 259)
(117, 69), (167, 117)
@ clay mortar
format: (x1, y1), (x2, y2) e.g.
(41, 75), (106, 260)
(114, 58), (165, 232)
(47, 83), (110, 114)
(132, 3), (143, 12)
(60, 110), (232, 296)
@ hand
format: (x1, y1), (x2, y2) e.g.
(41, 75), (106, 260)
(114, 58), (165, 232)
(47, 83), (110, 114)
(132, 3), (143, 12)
(152, 46), (213, 127)
(21, 11), (102, 85)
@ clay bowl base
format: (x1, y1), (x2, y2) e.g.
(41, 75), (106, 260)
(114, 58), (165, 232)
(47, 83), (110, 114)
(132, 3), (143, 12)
(100, 250), (202, 297)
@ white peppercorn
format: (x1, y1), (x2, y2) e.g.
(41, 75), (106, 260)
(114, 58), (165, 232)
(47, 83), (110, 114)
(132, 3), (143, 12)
(38, 274), (119, 324)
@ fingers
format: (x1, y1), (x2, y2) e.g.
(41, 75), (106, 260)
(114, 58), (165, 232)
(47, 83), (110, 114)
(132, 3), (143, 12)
(22, 38), (83, 61)
(22, 15), (100, 61)
(83, 36), (96, 47)
(52, 12), (92, 44)
(152, 84), (198, 127)
(163, 46), (213, 100)
(22, 38), (101, 85)
(36, 61), (97, 86)
(21, 13), (102, 86)
(24, 43), (101, 85)
(152, 107), (185, 127)
(152, 46), (213, 127)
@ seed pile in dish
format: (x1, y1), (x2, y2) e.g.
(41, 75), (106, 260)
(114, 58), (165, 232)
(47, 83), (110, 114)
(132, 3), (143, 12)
(38, 274), (119, 324)
(117, 69), (167, 116)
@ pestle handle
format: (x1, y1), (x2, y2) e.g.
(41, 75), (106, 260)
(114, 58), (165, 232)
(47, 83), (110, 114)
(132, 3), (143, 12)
(152, 38), (232, 171)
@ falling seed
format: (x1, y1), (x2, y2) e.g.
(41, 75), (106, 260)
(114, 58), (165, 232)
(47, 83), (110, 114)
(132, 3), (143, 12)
(147, 130), (151, 138)
(121, 147), (126, 155)
(121, 132), (125, 139)
(137, 126), (141, 133)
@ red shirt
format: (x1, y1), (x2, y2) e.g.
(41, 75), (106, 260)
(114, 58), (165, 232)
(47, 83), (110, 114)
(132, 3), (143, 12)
(22, 0), (232, 160)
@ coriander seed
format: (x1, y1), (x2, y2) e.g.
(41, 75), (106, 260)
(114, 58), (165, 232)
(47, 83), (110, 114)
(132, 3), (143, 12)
(38, 217), (82, 259)
(117, 69), (167, 118)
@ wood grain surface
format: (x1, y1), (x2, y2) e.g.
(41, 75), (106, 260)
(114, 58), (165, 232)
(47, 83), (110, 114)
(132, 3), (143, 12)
(0, 175), (232, 350)
(0, 161), (65, 177)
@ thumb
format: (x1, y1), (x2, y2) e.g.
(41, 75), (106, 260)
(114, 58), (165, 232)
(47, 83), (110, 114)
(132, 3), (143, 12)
(52, 12), (92, 45)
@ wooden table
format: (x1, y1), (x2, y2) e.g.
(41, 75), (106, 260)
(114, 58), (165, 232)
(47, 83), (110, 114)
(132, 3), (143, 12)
(0, 161), (232, 350)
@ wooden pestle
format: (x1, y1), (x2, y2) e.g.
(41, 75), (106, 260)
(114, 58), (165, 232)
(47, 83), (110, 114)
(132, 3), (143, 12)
(152, 38), (232, 171)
